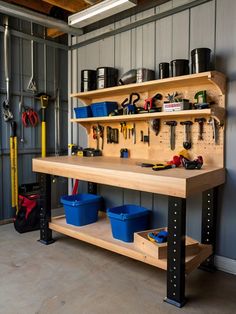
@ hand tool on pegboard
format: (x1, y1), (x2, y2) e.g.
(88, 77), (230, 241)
(164, 121), (177, 150)
(144, 93), (162, 113)
(180, 121), (193, 150)
(208, 117), (219, 145)
(194, 118), (206, 140)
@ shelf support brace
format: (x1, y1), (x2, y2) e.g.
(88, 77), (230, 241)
(38, 174), (54, 245)
(165, 196), (186, 308)
(200, 188), (217, 271)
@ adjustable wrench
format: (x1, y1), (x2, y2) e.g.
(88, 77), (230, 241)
(180, 121), (193, 150)
(164, 120), (177, 150)
(208, 117), (218, 144)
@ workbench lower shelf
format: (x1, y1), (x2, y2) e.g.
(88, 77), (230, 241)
(49, 215), (212, 275)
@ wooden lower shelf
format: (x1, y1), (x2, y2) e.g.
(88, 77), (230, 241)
(49, 215), (212, 275)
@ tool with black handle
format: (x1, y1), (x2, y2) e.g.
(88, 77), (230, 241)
(164, 121), (177, 150)
(180, 121), (193, 150)
(195, 118), (206, 140)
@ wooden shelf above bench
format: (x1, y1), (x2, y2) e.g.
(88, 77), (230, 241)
(71, 109), (212, 125)
(70, 71), (226, 103)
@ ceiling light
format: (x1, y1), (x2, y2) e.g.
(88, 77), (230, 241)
(68, 0), (137, 28)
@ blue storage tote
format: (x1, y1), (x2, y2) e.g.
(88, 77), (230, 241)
(74, 106), (92, 118)
(61, 194), (103, 226)
(107, 204), (150, 242)
(91, 101), (118, 117)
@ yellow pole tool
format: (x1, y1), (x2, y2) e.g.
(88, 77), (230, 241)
(36, 94), (49, 158)
(41, 121), (46, 158)
(10, 121), (18, 213)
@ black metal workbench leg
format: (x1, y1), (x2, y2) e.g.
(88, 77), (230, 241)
(88, 182), (97, 194)
(200, 188), (217, 272)
(38, 174), (54, 245)
(164, 197), (186, 308)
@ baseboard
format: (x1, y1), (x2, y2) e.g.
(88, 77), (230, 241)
(215, 255), (236, 275)
(0, 218), (13, 225)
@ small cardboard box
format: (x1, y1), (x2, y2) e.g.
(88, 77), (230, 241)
(134, 228), (199, 259)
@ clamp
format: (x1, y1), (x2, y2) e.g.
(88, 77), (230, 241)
(148, 230), (168, 243)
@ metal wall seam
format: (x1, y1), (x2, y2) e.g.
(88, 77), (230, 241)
(70, 0), (212, 50)
(0, 25), (68, 51)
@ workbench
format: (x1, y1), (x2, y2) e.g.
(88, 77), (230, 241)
(33, 155), (225, 307)
(33, 71), (226, 307)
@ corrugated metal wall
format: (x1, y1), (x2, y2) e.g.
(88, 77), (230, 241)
(70, 0), (236, 259)
(0, 16), (68, 220)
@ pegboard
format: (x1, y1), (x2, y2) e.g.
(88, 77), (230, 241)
(73, 72), (226, 167)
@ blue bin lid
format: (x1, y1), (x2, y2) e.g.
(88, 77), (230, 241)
(107, 204), (150, 221)
(61, 194), (102, 207)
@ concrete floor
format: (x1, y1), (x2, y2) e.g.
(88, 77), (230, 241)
(0, 223), (236, 314)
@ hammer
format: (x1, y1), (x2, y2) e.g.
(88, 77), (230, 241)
(195, 118), (206, 140)
(180, 121), (193, 150)
(164, 120), (177, 150)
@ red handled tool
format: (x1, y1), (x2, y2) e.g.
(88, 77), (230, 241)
(22, 107), (39, 127)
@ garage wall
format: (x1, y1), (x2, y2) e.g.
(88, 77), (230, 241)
(0, 17), (68, 220)
(70, 0), (236, 260)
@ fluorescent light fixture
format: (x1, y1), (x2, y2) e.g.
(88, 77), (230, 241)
(68, 0), (137, 28)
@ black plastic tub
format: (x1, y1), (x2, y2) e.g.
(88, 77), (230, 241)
(191, 48), (212, 73)
(170, 59), (189, 77)
(159, 62), (169, 79)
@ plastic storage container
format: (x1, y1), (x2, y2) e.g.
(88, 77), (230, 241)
(81, 69), (96, 92)
(170, 59), (189, 77)
(91, 101), (118, 117)
(191, 48), (212, 73)
(107, 204), (150, 242)
(159, 62), (169, 79)
(61, 194), (103, 226)
(74, 106), (92, 118)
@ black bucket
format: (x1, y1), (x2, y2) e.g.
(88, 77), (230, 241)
(159, 62), (169, 79)
(170, 59), (189, 77)
(191, 48), (211, 73)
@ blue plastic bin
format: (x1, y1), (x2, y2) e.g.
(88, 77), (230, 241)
(74, 106), (92, 118)
(107, 204), (150, 242)
(91, 101), (118, 117)
(61, 194), (103, 226)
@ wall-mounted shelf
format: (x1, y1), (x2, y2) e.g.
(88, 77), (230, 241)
(70, 71), (226, 103)
(71, 109), (212, 125)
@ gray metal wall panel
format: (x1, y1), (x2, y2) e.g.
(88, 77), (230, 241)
(71, 0), (236, 259)
(156, 16), (173, 78)
(172, 10), (189, 59)
(0, 16), (68, 219)
(215, 0), (236, 258)
(190, 0), (215, 52)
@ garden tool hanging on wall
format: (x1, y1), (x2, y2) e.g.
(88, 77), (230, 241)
(2, 17), (13, 122)
(27, 22), (37, 93)
(10, 121), (19, 214)
(36, 93), (50, 157)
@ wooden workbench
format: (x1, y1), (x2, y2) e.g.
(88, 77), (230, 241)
(33, 155), (224, 307)
(33, 71), (226, 308)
